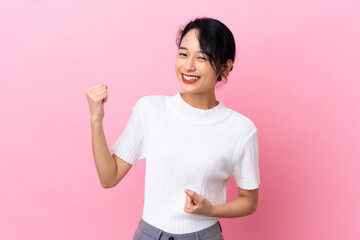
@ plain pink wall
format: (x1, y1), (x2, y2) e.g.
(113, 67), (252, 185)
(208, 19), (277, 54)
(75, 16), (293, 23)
(1, 0), (359, 239)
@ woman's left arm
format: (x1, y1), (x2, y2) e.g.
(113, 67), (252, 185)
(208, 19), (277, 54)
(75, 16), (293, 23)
(184, 187), (259, 218)
(211, 187), (259, 218)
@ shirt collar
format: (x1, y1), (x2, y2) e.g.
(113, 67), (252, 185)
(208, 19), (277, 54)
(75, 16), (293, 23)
(166, 91), (232, 125)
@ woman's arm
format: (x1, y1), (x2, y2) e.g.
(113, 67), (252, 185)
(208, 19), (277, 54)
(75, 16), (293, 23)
(210, 188), (259, 218)
(184, 187), (259, 218)
(91, 121), (132, 188)
(91, 121), (118, 188)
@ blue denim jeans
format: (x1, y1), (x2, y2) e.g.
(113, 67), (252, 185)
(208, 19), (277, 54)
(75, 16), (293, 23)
(133, 218), (224, 240)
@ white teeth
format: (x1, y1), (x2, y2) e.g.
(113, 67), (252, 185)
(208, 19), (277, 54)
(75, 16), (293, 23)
(183, 74), (200, 81)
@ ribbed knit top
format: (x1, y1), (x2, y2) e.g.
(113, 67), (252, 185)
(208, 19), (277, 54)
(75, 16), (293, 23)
(110, 91), (260, 234)
(169, 92), (231, 124)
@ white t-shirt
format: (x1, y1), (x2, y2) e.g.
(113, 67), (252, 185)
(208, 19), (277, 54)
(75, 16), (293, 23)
(110, 91), (260, 234)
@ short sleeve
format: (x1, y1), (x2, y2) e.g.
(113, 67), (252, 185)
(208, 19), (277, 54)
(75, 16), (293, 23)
(230, 128), (260, 190)
(110, 100), (146, 166)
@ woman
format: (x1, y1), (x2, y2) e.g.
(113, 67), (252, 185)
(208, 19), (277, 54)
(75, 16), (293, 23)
(86, 17), (260, 240)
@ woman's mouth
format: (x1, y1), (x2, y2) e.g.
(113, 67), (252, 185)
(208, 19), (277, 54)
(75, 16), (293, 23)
(182, 73), (200, 84)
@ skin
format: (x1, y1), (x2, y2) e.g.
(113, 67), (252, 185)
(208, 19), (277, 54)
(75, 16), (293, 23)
(176, 28), (259, 218)
(175, 28), (232, 110)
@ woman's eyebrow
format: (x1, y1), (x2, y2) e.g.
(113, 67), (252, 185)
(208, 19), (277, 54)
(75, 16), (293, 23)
(179, 46), (206, 54)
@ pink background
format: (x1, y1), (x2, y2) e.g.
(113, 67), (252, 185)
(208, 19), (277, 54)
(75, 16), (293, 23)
(1, 0), (359, 239)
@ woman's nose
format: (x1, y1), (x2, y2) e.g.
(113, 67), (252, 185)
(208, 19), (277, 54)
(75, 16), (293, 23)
(184, 58), (196, 71)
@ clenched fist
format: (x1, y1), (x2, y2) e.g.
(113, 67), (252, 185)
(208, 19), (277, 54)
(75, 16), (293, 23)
(85, 83), (108, 123)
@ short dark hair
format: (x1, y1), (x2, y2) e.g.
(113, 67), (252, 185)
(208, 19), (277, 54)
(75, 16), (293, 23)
(176, 17), (236, 84)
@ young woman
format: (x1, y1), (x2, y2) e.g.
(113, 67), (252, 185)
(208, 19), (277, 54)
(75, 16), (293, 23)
(86, 17), (260, 240)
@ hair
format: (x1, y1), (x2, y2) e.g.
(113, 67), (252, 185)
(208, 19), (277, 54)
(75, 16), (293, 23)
(176, 17), (236, 85)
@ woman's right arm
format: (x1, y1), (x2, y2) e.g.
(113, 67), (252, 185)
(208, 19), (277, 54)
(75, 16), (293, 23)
(86, 84), (132, 188)
(91, 121), (132, 188)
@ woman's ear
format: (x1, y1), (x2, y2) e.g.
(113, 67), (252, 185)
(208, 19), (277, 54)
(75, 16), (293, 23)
(220, 59), (233, 77)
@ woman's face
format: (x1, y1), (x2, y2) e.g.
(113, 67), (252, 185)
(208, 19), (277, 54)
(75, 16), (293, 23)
(175, 29), (220, 94)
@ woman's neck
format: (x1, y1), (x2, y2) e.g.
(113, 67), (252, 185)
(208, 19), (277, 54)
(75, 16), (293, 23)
(180, 91), (219, 110)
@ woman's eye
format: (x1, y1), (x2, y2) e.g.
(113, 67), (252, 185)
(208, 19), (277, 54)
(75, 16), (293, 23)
(178, 53), (206, 60)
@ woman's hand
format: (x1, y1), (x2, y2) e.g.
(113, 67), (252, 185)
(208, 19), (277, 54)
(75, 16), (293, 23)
(183, 189), (215, 217)
(85, 83), (108, 123)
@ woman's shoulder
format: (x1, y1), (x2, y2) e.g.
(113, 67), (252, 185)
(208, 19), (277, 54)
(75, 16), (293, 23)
(226, 107), (258, 134)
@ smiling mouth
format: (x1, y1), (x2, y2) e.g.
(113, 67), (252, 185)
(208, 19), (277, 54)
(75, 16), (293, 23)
(182, 73), (200, 81)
